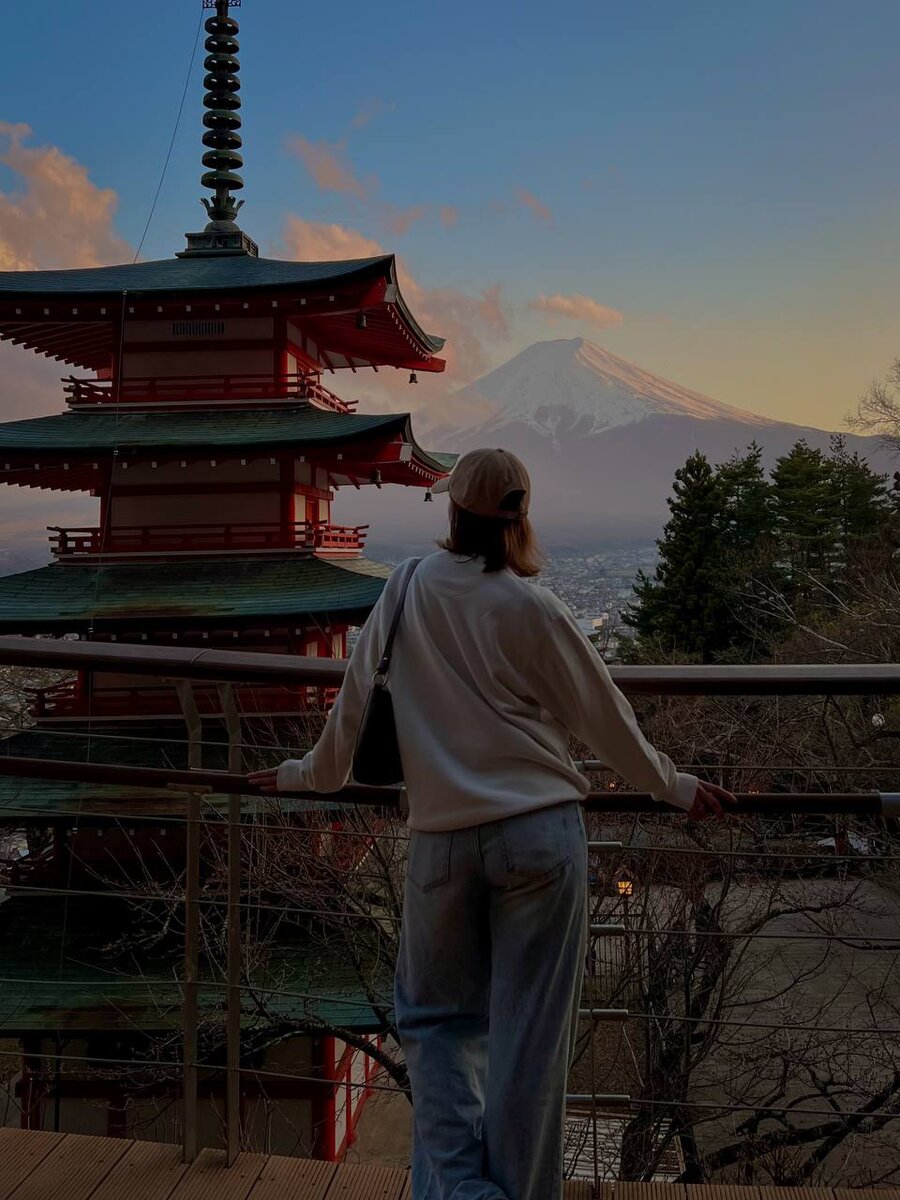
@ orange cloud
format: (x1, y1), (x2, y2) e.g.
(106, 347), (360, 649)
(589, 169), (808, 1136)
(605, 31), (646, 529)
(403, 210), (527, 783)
(288, 133), (461, 240)
(515, 187), (553, 226)
(350, 99), (394, 131)
(287, 135), (372, 201)
(382, 204), (428, 237)
(278, 217), (508, 411)
(0, 121), (130, 270)
(0, 123), (133, 424)
(528, 292), (624, 330)
(280, 217), (384, 262)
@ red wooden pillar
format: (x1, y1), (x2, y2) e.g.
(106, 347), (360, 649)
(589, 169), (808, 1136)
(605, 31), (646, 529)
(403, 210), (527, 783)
(311, 1035), (337, 1160)
(279, 460), (294, 545)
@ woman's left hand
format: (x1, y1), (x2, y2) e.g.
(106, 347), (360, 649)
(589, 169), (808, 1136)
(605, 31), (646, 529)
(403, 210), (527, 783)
(688, 781), (738, 821)
(247, 768), (279, 793)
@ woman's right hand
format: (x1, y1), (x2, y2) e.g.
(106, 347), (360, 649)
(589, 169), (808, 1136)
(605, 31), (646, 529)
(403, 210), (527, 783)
(247, 768), (280, 793)
(688, 781), (738, 821)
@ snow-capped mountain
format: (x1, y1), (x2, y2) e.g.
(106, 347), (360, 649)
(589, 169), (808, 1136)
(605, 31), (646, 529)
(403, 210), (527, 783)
(338, 337), (894, 545)
(445, 337), (773, 442)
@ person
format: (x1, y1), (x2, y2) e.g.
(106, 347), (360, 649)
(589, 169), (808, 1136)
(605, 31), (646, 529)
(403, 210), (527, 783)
(248, 447), (736, 1200)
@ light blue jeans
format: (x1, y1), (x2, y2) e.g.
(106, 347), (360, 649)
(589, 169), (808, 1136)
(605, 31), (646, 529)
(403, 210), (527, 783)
(395, 801), (588, 1200)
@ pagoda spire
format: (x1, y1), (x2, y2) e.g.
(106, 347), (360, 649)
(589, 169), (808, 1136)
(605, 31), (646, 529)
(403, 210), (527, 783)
(180, 0), (258, 258)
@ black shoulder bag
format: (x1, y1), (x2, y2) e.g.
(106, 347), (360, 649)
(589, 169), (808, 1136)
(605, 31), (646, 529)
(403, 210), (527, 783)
(351, 559), (421, 787)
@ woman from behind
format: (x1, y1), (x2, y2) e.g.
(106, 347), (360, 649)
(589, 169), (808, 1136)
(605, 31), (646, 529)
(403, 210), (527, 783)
(249, 447), (734, 1200)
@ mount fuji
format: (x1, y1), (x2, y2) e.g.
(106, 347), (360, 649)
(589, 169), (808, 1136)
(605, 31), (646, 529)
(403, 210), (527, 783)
(443, 337), (775, 442)
(339, 338), (894, 548)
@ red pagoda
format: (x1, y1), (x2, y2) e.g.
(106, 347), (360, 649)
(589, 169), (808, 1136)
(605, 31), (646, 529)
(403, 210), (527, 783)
(0, 2), (449, 713)
(0, 0), (449, 1158)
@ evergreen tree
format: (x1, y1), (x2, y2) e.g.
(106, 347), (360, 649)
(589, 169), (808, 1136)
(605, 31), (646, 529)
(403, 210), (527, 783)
(827, 434), (889, 571)
(625, 437), (893, 663)
(624, 452), (733, 661)
(715, 443), (784, 652)
(718, 442), (772, 557)
(770, 441), (841, 586)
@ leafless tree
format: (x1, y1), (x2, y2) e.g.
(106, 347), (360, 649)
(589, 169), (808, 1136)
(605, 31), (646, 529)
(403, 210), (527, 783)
(575, 807), (900, 1185)
(850, 358), (900, 455)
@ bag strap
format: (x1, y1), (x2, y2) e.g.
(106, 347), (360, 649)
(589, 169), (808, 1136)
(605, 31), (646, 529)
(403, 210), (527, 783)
(373, 558), (421, 683)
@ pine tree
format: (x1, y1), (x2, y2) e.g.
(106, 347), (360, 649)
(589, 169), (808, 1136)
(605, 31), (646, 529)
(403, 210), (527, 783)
(827, 434), (889, 571)
(718, 443), (772, 557)
(624, 437), (892, 662)
(715, 443), (783, 652)
(770, 441), (841, 587)
(624, 452), (732, 661)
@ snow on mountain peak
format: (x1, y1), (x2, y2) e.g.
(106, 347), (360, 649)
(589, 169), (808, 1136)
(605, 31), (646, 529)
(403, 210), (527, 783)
(453, 337), (773, 440)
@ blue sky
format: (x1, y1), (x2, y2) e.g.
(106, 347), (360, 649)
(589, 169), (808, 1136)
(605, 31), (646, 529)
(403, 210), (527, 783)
(1, 0), (898, 428)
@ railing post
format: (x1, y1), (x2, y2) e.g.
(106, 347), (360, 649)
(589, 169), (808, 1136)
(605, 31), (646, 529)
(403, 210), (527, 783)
(217, 683), (243, 1166)
(181, 786), (202, 1164)
(175, 681), (204, 1163)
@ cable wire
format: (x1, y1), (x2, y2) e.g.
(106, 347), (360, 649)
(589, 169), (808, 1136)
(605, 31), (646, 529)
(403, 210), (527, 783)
(132, 7), (205, 261)
(6, 880), (900, 945)
(4, 1046), (900, 1121)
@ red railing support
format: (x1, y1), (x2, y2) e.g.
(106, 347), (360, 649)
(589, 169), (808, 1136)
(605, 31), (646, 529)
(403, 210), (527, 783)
(62, 372), (356, 413)
(47, 521), (368, 559)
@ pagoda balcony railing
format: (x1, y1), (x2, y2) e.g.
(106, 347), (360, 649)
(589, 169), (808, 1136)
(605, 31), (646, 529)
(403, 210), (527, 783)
(62, 372), (356, 413)
(48, 521), (369, 559)
(26, 677), (340, 722)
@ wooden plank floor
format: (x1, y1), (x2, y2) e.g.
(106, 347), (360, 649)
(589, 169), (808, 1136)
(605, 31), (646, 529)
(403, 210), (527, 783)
(1, 1129), (898, 1200)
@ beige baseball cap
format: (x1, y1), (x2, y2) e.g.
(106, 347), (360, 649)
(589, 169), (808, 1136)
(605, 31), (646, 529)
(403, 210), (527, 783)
(432, 447), (531, 520)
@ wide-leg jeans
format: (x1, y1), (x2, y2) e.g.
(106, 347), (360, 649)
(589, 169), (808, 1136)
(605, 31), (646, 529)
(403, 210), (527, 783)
(395, 800), (588, 1200)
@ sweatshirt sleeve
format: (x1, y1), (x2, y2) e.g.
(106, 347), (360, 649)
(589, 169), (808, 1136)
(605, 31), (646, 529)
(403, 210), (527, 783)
(274, 578), (391, 794)
(523, 605), (698, 812)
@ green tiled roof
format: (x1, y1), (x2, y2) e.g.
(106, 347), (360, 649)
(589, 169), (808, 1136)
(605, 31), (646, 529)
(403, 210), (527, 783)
(429, 452), (457, 470)
(0, 254), (389, 296)
(0, 555), (390, 633)
(0, 897), (389, 1033)
(0, 253), (444, 353)
(0, 408), (455, 477)
(0, 727), (223, 820)
(0, 727), (348, 821)
(0, 407), (409, 453)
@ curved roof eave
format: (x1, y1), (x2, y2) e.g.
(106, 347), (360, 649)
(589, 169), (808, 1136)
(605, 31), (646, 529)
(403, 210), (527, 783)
(384, 256), (446, 356)
(396, 415), (456, 475)
(0, 556), (392, 632)
(0, 252), (446, 366)
(0, 408), (411, 455)
(0, 254), (396, 299)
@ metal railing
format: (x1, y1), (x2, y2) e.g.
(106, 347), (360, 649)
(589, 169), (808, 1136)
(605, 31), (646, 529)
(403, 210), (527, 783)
(4, 636), (900, 693)
(1, 635), (899, 1183)
(47, 521), (370, 560)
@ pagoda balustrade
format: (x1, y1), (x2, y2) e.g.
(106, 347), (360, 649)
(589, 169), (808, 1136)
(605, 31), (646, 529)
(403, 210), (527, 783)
(48, 520), (369, 559)
(62, 372), (356, 412)
(27, 677), (339, 721)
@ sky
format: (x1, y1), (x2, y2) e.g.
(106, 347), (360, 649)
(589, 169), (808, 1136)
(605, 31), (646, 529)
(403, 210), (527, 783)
(0, 0), (898, 432)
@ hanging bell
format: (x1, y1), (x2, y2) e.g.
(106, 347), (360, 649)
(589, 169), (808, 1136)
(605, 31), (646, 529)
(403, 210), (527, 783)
(357, 313), (368, 329)
(409, 371), (418, 384)
(424, 490), (433, 503)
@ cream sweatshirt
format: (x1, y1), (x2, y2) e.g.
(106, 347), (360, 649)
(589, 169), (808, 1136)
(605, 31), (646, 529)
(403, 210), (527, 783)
(275, 550), (698, 830)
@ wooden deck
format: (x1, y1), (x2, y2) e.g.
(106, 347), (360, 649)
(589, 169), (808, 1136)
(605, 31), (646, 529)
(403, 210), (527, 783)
(0, 1128), (897, 1200)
